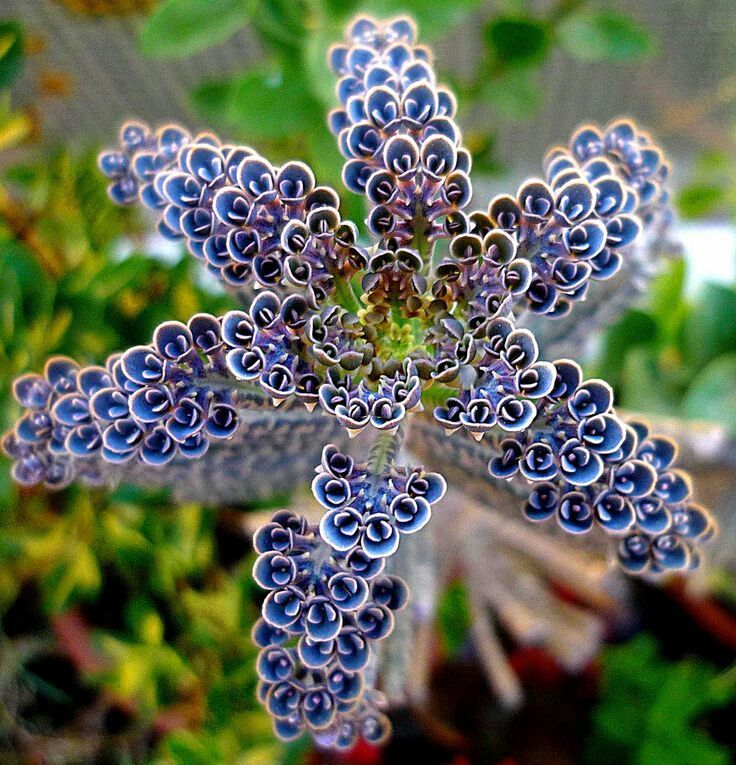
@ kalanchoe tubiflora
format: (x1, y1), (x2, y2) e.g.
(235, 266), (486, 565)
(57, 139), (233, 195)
(328, 19), (470, 243)
(314, 444), (446, 558)
(3, 12), (717, 750)
(98, 120), (367, 300)
(251, 503), (406, 748)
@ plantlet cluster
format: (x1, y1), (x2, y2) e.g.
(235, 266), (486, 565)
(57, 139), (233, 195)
(3, 14), (717, 749)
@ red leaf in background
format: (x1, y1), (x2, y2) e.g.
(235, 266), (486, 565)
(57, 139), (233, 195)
(309, 739), (383, 765)
(340, 739), (382, 765)
(52, 609), (107, 673)
(668, 578), (736, 649)
(508, 646), (564, 686)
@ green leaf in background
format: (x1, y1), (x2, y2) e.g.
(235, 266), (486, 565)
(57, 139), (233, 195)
(189, 78), (235, 127)
(464, 130), (504, 175)
(279, 737), (311, 765)
(676, 149), (736, 221)
(191, 66), (322, 140)
(437, 580), (471, 656)
(322, 0), (361, 18)
(482, 65), (543, 119)
(648, 256), (686, 343)
(0, 20), (24, 89)
(682, 354), (736, 433)
(252, 0), (311, 52)
(303, 22), (343, 108)
(557, 10), (656, 62)
(586, 635), (735, 765)
(594, 309), (658, 389)
(364, 0), (484, 39)
(485, 16), (550, 67)
(139, 0), (257, 59)
(684, 282), (736, 369)
(677, 183), (728, 219)
(229, 66), (322, 139)
(619, 347), (678, 416)
(306, 118), (366, 224)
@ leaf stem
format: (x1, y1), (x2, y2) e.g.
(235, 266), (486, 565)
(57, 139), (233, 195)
(333, 274), (362, 313)
(368, 424), (406, 478)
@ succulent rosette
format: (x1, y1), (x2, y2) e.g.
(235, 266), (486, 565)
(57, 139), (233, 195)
(3, 13), (716, 749)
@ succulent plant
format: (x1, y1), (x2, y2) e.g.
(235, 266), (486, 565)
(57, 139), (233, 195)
(3, 14), (717, 750)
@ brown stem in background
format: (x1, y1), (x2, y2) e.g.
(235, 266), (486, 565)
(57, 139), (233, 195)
(0, 182), (63, 277)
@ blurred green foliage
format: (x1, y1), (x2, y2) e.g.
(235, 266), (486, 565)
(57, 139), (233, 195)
(138, 0), (656, 192)
(0, 148), (235, 504)
(585, 634), (736, 765)
(1, 483), (286, 763)
(138, 0), (258, 58)
(556, 9), (657, 62)
(591, 258), (736, 433)
(0, 20), (24, 89)
(585, 54), (736, 426)
(0, 143), (288, 758)
(677, 149), (736, 222)
(437, 580), (472, 657)
(0, 26), (282, 763)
